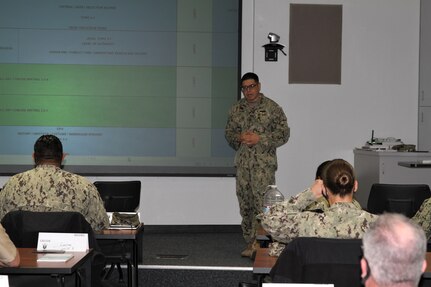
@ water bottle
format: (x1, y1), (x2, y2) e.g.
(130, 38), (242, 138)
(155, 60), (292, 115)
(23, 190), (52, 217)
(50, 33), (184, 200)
(262, 185), (284, 213)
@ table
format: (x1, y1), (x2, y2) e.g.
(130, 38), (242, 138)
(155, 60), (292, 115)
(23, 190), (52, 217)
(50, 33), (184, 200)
(256, 226), (271, 247)
(254, 247), (431, 283)
(353, 149), (431, 207)
(253, 248), (277, 286)
(0, 248), (93, 287)
(95, 224), (144, 287)
(424, 253), (431, 278)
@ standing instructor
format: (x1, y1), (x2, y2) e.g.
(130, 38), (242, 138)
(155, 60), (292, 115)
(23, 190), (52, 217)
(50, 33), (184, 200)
(225, 72), (290, 257)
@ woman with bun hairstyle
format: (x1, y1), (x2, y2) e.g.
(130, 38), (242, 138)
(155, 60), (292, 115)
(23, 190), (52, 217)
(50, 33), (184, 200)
(260, 159), (377, 256)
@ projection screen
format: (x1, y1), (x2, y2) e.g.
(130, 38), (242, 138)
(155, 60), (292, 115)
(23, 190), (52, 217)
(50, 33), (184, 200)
(0, 0), (241, 176)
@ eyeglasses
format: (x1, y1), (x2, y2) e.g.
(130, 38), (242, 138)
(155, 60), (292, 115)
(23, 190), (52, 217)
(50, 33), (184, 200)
(241, 83), (258, 92)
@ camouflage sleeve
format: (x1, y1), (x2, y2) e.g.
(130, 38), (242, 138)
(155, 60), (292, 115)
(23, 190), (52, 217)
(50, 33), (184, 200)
(305, 197), (329, 211)
(0, 186), (7, 220)
(257, 104), (290, 149)
(412, 197), (431, 239)
(0, 180), (17, 220)
(286, 188), (316, 207)
(268, 241), (286, 257)
(224, 106), (241, 151)
(260, 188), (318, 243)
(85, 183), (110, 231)
(257, 188), (316, 220)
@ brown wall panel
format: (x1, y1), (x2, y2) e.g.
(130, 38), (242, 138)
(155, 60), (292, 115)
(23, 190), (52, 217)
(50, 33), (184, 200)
(289, 4), (342, 84)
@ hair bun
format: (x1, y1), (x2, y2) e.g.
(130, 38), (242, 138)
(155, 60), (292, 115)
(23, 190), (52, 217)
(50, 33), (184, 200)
(322, 159), (355, 196)
(338, 174), (350, 186)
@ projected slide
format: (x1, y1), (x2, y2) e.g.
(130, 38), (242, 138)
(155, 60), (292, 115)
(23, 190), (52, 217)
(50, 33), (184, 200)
(0, 0), (239, 175)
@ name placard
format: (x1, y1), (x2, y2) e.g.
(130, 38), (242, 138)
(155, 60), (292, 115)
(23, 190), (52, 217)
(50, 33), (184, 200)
(37, 232), (89, 252)
(263, 284), (334, 287)
(0, 275), (8, 287)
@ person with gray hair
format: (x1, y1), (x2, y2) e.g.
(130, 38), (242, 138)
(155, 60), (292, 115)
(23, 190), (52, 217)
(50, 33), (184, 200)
(361, 213), (427, 287)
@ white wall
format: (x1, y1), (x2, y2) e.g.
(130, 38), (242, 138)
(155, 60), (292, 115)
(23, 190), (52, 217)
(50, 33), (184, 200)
(249, 0), (420, 196)
(0, 0), (420, 225)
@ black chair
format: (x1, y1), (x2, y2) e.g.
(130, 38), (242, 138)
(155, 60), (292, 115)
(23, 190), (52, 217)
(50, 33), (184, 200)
(1, 210), (107, 287)
(270, 237), (363, 287)
(93, 181), (141, 284)
(93, 181), (141, 212)
(367, 183), (431, 218)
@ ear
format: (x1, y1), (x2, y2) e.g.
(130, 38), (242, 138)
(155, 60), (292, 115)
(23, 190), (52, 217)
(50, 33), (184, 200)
(360, 258), (368, 278)
(322, 186), (329, 198)
(61, 153), (67, 161)
(422, 259), (427, 273)
(32, 153), (35, 161)
(353, 180), (358, 193)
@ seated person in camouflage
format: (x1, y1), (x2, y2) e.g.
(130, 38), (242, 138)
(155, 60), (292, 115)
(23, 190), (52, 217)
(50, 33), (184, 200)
(260, 159), (377, 256)
(0, 134), (109, 231)
(306, 159), (362, 211)
(411, 197), (431, 239)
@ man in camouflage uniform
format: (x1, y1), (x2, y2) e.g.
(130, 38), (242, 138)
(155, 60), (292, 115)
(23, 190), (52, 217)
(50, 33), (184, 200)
(0, 134), (109, 231)
(260, 159), (377, 257)
(225, 72), (290, 257)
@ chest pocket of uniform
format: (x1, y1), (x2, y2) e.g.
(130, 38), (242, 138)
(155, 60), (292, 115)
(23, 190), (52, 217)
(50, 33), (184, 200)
(255, 109), (271, 130)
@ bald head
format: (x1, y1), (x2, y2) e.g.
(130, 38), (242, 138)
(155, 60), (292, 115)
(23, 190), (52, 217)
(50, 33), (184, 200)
(362, 213), (427, 287)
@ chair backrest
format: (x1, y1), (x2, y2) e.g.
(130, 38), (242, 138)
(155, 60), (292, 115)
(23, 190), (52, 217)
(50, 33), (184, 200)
(1, 210), (99, 249)
(93, 181), (141, 212)
(2, 211), (107, 287)
(270, 237), (363, 287)
(367, 183), (431, 217)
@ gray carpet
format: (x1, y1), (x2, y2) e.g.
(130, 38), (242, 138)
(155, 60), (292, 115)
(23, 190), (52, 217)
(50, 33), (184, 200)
(105, 226), (257, 287)
(141, 231), (253, 267)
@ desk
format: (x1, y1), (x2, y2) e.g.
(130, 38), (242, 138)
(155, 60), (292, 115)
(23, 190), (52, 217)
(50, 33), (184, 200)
(354, 149), (431, 207)
(253, 248), (277, 287)
(256, 226), (271, 247)
(0, 248), (93, 287)
(254, 248), (431, 283)
(425, 253), (431, 278)
(95, 224), (144, 287)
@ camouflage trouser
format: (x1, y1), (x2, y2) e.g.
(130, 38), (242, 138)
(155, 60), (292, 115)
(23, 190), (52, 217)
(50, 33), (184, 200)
(236, 165), (275, 243)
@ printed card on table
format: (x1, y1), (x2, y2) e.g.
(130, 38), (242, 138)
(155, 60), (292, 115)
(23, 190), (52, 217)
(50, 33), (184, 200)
(263, 284), (334, 287)
(37, 232), (89, 252)
(0, 275), (8, 287)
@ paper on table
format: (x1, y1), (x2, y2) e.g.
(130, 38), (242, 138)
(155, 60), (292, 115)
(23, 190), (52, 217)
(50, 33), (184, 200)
(37, 253), (74, 262)
(0, 275), (8, 287)
(263, 284), (334, 287)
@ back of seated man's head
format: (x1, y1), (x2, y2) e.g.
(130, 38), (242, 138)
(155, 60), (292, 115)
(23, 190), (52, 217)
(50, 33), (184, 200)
(34, 134), (63, 165)
(361, 213), (427, 287)
(315, 160), (332, 180)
